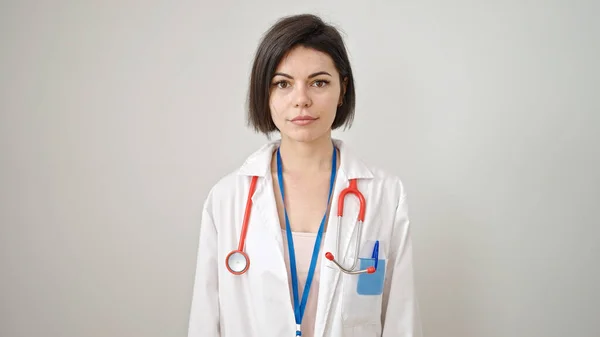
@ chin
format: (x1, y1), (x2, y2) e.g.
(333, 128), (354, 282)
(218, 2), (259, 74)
(282, 127), (331, 143)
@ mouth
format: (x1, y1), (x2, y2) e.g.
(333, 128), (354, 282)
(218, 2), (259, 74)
(290, 115), (318, 126)
(291, 115), (317, 121)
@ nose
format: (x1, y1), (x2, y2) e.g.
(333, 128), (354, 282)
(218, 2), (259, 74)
(293, 85), (312, 108)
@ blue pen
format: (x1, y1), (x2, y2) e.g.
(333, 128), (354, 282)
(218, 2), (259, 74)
(371, 240), (379, 271)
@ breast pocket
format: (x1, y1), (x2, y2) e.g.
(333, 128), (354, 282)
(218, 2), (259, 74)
(341, 240), (387, 326)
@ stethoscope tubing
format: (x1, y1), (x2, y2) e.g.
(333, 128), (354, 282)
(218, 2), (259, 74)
(224, 175), (258, 275)
(227, 176), (378, 275)
(324, 178), (374, 274)
(335, 217), (363, 271)
(238, 175), (258, 251)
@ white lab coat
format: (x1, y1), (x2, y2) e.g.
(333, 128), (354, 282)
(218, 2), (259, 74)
(187, 138), (422, 337)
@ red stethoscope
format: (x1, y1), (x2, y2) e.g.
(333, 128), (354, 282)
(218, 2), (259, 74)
(225, 176), (379, 275)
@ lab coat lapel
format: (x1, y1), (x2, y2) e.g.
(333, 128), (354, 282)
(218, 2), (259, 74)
(314, 139), (374, 337)
(245, 178), (297, 335)
(313, 170), (347, 337)
(237, 140), (284, 255)
(237, 142), (296, 335)
(250, 174), (287, 265)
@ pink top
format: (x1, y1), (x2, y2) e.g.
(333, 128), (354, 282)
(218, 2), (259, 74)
(281, 229), (324, 337)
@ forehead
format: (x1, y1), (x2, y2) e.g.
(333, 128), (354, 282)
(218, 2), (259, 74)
(274, 45), (338, 76)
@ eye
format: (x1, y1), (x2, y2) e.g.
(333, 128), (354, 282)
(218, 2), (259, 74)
(312, 80), (330, 88)
(273, 80), (290, 89)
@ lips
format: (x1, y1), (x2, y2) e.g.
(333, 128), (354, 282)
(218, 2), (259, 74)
(290, 115), (318, 126)
(291, 115), (317, 121)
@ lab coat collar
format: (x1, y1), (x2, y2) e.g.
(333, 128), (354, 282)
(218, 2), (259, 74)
(237, 138), (374, 180)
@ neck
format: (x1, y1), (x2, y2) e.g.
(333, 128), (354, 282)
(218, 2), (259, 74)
(276, 133), (335, 175)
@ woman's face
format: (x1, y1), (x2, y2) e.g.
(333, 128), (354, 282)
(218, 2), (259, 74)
(269, 45), (346, 144)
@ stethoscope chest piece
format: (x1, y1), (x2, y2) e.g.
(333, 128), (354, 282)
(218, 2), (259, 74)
(225, 250), (250, 275)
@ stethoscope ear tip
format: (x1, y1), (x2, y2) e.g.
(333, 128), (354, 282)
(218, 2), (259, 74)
(324, 252), (334, 261)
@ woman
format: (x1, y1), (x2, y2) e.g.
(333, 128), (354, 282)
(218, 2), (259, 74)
(188, 14), (421, 337)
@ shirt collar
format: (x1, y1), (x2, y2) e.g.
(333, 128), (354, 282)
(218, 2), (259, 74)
(237, 138), (373, 180)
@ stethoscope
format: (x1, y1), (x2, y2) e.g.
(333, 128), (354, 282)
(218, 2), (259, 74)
(225, 150), (379, 276)
(324, 178), (379, 275)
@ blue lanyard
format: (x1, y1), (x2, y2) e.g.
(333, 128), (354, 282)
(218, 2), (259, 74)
(276, 146), (337, 336)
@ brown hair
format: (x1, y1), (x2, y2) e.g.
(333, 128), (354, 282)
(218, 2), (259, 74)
(246, 14), (356, 134)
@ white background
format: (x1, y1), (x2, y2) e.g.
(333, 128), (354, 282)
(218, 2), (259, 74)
(1, 1), (598, 336)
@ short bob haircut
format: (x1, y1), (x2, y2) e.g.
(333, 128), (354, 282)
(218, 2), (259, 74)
(247, 14), (356, 134)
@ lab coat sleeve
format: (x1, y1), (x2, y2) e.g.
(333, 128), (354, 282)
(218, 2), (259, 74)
(381, 190), (423, 337)
(187, 194), (220, 336)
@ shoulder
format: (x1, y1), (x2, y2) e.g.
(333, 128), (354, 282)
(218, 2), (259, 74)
(204, 170), (242, 203)
(368, 164), (407, 193)
(363, 164), (409, 220)
(371, 165), (408, 199)
(202, 141), (276, 209)
(336, 138), (408, 206)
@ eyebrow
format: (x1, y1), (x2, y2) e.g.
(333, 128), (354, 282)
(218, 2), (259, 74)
(272, 71), (332, 79)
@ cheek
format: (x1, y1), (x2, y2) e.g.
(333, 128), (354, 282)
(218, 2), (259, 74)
(315, 91), (340, 112)
(269, 93), (288, 116)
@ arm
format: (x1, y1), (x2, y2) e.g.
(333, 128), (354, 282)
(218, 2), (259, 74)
(381, 189), (423, 337)
(187, 195), (220, 336)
